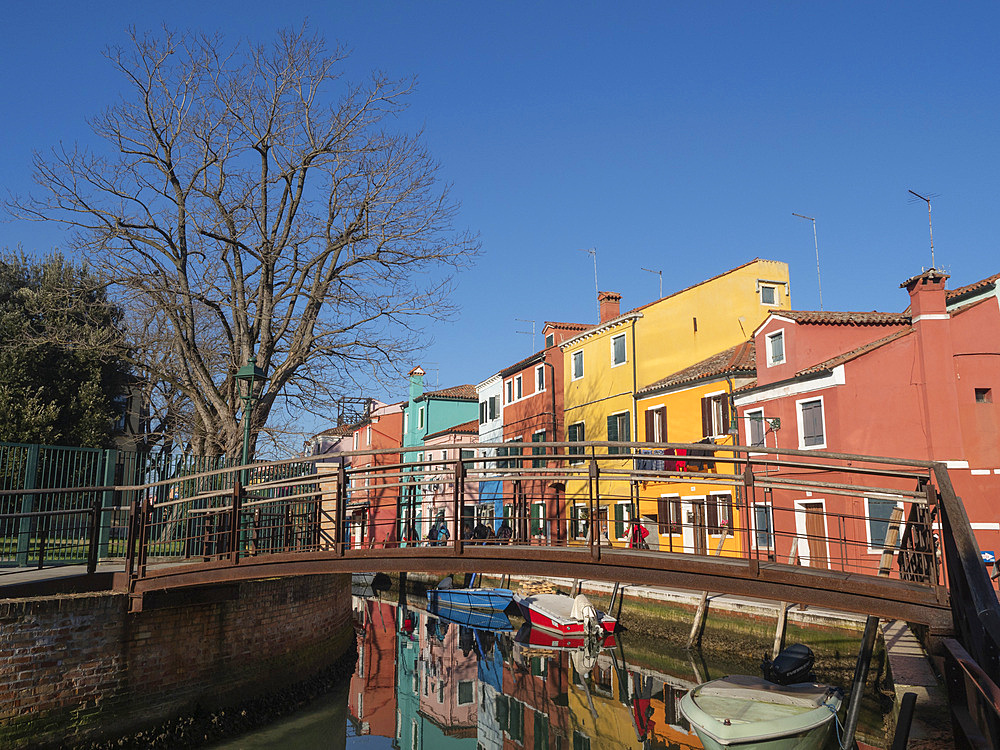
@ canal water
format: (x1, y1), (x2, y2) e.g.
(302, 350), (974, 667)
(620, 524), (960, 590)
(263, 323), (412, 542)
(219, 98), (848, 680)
(209, 584), (891, 749)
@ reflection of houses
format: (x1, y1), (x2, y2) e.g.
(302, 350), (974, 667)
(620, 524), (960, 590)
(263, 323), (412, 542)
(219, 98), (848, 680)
(420, 615), (480, 739)
(423, 420), (480, 537)
(635, 341), (755, 556)
(561, 260), (791, 545)
(346, 401), (403, 549)
(401, 367), (478, 541)
(348, 597), (398, 738)
(497, 321), (588, 543)
(734, 269), (1000, 569)
(501, 643), (574, 750)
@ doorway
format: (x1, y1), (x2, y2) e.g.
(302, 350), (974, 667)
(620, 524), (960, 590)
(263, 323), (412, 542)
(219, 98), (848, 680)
(795, 500), (829, 568)
(681, 496), (707, 555)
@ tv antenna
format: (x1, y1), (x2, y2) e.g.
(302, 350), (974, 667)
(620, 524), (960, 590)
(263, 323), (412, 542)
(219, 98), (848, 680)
(641, 267), (662, 298)
(908, 190), (936, 268)
(792, 213), (823, 310)
(515, 318), (537, 352)
(578, 247), (599, 320)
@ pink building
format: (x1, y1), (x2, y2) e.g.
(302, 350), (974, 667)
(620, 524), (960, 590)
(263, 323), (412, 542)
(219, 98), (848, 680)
(734, 269), (1000, 568)
(423, 420), (480, 538)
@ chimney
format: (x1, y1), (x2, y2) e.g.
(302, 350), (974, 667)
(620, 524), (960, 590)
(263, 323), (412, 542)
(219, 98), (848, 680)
(408, 366), (425, 402)
(900, 269), (962, 459)
(598, 291), (622, 324)
(902, 268), (949, 320)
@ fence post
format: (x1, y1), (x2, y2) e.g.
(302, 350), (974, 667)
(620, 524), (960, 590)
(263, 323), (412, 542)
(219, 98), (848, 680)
(97, 449), (118, 560)
(453, 458), (465, 557)
(87, 489), (102, 574)
(15, 444), (40, 567)
(336, 463), (347, 556)
(229, 479), (243, 564)
(589, 458), (600, 562)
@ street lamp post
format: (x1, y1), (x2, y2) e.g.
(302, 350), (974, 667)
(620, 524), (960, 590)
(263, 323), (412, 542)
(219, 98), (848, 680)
(235, 354), (267, 468)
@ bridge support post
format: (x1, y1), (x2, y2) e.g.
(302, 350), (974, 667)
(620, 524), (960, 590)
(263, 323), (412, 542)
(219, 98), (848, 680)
(336, 463), (347, 556)
(229, 480), (243, 564)
(453, 458), (465, 557)
(588, 459), (600, 562)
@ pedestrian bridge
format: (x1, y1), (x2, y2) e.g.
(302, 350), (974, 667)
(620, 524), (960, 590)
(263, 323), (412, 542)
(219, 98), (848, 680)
(4, 440), (997, 746)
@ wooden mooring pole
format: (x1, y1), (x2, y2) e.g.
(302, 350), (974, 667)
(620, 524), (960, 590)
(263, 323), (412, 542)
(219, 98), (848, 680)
(687, 526), (730, 649)
(772, 537), (800, 659)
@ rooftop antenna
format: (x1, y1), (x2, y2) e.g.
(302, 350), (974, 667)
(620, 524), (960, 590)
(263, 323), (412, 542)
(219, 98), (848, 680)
(792, 213), (823, 310)
(641, 267), (663, 298)
(907, 190), (936, 268)
(578, 247), (599, 320)
(515, 318), (537, 352)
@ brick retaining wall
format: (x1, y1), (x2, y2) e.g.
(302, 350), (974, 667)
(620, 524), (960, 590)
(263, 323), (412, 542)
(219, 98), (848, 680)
(0, 574), (353, 748)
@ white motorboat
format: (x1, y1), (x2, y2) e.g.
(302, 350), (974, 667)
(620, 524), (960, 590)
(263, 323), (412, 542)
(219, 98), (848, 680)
(680, 674), (842, 750)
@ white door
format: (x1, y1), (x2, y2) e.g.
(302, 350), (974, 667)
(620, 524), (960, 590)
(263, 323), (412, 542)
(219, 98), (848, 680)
(681, 496), (707, 554)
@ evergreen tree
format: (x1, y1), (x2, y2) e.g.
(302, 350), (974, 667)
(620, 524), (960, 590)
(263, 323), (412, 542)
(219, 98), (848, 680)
(0, 252), (131, 447)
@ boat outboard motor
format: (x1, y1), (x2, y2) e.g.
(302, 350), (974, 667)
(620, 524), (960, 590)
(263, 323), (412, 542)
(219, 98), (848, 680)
(570, 594), (601, 638)
(437, 575), (453, 590)
(762, 643), (815, 685)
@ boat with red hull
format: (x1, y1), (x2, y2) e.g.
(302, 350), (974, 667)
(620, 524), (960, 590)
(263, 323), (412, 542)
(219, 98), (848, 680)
(513, 593), (617, 636)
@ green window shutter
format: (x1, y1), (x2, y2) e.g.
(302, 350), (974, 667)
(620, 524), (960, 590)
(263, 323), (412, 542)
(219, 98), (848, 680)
(614, 503), (625, 538)
(531, 502), (543, 535)
(607, 414), (618, 453)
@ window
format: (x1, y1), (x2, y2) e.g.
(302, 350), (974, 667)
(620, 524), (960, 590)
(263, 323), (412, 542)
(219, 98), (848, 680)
(657, 495), (681, 535)
(458, 680), (474, 705)
(611, 333), (627, 366)
(753, 503), (774, 549)
(746, 408), (766, 448)
(607, 412), (630, 454)
(515, 375), (523, 400)
(707, 493), (733, 534)
(571, 503), (588, 539)
(366, 425), (372, 445)
(532, 430), (546, 467)
(645, 406), (666, 442)
(866, 498), (902, 550)
(460, 448), (474, 461)
(573, 731), (592, 750)
(567, 422), (586, 463)
(531, 501), (545, 536)
(479, 401), (487, 424)
(760, 284), (779, 305)
(572, 350), (584, 380)
(502, 438), (523, 469)
(701, 393), (729, 437)
(353, 432), (359, 450)
(506, 380), (514, 403)
(403, 412), (409, 433)
(798, 397), (826, 449)
(536, 364), (545, 392)
(766, 330), (785, 366)
(417, 406), (425, 430)
(613, 502), (630, 539)
(489, 395), (498, 420)
(534, 711), (550, 750)
(545, 333), (554, 348)
(976, 388), (993, 403)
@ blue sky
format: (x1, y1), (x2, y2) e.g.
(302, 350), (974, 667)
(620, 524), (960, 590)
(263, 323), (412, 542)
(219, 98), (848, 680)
(3, 2), (999, 415)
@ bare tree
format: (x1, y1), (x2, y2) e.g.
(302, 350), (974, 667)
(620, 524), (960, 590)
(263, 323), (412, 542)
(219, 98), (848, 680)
(9, 26), (479, 456)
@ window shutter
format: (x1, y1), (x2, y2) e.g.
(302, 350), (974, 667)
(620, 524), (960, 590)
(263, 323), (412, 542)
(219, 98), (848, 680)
(802, 400), (824, 446)
(657, 497), (669, 534)
(614, 503), (625, 538)
(720, 397), (730, 435)
(621, 417), (631, 442)
(645, 409), (655, 442)
(531, 503), (543, 535)
(701, 397), (712, 437)
(607, 414), (618, 442)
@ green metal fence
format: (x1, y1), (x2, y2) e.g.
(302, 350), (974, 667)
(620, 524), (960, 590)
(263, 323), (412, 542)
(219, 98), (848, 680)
(0, 443), (230, 567)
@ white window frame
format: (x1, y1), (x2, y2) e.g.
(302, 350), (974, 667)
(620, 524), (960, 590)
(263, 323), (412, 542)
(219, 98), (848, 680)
(707, 492), (732, 537)
(611, 333), (627, 367)
(766, 329), (785, 367)
(515, 374), (523, 400)
(572, 502), (589, 540)
(417, 406), (425, 430)
(571, 350), (584, 381)
(760, 283), (780, 306)
(366, 425), (372, 446)
(865, 497), (904, 554)
(745, 408), (767, 453)
(752, 502), (775, 550)
(505, 379), (514, 404)
(703, 389), (727, 438)
(536, 364), (545, 393)
(614, 500), (632, 541)
(794, 498), (829, 565)
(545, 333), (554, 348)
(403, 412), (409, 433)
(353, 432), (359, 450)
(796, 395), (827, 450)
(645, 405), (666, 442)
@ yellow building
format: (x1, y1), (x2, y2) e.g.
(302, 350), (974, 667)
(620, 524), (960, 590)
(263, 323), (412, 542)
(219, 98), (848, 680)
(560, 259), (790, 544)
(634, 341), (757, 556)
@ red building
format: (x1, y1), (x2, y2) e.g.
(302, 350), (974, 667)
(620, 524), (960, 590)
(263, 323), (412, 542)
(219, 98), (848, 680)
(347, 400), (404, 549)
(734, 269), (1000, 569)
(348, 597), (398, 738)
(498, 322), (590, 543)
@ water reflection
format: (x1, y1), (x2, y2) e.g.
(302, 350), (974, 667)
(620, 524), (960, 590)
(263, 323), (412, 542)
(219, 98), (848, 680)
(351, 592), (712, 750)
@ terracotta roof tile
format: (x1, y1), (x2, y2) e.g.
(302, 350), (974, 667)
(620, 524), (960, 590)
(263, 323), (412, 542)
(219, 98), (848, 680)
(543, 321), (592, 331)
(425, 419), (480, 440)
(947, 272), (1000, 302)
(316, 424), (356, 437)
(420, 384), (478, 401)
(500, 349), (545, 378)
(638, 341), (755, 395)
(776, 310), (911, 326)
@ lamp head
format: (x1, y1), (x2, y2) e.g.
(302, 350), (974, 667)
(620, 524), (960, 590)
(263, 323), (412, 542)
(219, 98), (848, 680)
(236, 354), (267, 397)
